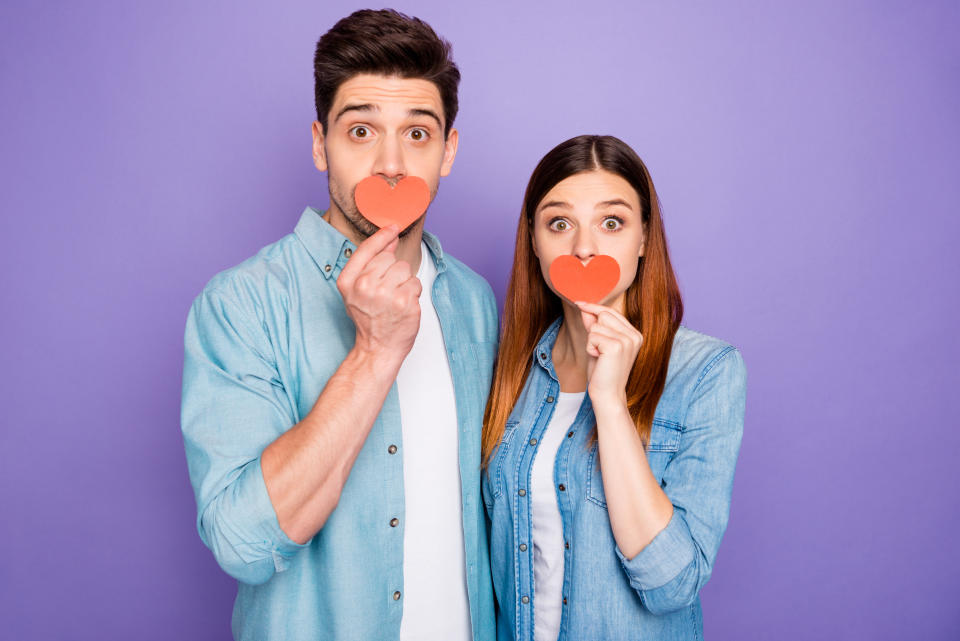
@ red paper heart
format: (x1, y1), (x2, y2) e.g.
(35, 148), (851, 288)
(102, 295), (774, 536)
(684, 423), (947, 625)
(354, 175), (431, 229)
(548, 255), (621, 304)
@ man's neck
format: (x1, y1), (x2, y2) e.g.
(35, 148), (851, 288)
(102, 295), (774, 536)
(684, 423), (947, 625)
(322, 208), (423, 273)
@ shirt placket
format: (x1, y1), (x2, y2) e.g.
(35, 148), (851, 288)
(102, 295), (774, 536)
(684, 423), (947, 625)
(431, 262), (483, 637)
(515, 347), (560, 640)
(553, 395), (590, 640)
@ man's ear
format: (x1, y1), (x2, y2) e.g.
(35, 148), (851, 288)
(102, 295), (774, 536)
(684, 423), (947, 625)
(439, 127), (459, 177)
(312, 121), (328, 172)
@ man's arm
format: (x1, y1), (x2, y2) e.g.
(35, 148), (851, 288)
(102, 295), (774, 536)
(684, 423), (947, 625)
(260, 224), (421, 544)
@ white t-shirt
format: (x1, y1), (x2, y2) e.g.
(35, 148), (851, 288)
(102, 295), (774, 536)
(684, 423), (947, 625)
(530, 390), (585, 641)
(396, 242), (471, 641)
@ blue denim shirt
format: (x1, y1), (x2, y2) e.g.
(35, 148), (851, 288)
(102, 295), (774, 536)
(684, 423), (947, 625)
(483, 318), (747, 641)
(181, 207), (498, 641)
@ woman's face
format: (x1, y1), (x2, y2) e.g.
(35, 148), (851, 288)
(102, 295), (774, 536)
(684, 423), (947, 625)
(531, 169), (646, 310)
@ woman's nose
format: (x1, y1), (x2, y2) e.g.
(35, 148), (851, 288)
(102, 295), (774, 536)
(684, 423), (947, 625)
(571, 228), (598, 263)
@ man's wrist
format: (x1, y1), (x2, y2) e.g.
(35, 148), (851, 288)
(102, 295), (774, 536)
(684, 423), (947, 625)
(344, 344), (405, 384)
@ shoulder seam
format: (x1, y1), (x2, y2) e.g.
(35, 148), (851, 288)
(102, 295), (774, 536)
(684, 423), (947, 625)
(197, 287), (277, 366)
(692, 345), (738, 391)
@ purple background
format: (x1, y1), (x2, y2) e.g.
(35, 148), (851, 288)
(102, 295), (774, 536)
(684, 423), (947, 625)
(2, 2), (958, 639)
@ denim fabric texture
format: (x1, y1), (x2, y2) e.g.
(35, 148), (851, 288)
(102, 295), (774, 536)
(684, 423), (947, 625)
(483, 318), (747, 641)
(181, 207), (498, 641)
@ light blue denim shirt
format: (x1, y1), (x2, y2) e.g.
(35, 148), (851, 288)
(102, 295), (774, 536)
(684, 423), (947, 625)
(181, 207), (498, 641)
(483, 318), (746, 641)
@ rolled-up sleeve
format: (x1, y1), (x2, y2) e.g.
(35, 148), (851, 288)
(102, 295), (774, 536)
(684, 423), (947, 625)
(615, 347), (747, 614)
(181, 288), (308, 586)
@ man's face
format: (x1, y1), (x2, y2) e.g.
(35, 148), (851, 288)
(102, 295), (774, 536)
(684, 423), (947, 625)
(312, 74), (459, 240)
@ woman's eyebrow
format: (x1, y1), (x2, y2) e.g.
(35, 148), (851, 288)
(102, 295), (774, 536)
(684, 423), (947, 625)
(595, 199), (633, 210)
(538, 200), (572, 212)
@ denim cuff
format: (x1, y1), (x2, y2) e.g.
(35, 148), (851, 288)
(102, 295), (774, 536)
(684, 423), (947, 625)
(615, 510), (696, 590)
(239, 457), (310, 572)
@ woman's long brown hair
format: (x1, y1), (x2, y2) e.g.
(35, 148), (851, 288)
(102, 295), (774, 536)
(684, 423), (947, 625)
(481, 135), (683, 467)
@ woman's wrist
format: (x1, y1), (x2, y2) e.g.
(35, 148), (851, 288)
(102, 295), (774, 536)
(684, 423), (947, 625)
(590, 391), (631, 425)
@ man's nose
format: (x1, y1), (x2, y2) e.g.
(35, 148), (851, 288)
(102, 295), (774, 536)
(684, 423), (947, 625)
(371, 135), (406, 184)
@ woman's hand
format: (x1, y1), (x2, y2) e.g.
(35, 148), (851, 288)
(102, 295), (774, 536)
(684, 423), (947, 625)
(575, 301), (643, 408)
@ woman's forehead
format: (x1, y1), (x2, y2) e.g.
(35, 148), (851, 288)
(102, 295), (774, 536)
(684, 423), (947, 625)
(538, 171), (639, 213)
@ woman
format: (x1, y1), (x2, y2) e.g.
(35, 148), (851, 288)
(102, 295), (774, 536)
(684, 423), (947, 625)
(482, 135), (746, 641)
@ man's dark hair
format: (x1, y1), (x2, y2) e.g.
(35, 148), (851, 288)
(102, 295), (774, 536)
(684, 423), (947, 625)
(314, 9), (460, 137)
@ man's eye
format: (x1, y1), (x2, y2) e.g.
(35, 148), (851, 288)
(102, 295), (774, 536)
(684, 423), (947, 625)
(351, 126), (368, 138)
(410, 128), (427, 141)
(603, 217), (623, 230)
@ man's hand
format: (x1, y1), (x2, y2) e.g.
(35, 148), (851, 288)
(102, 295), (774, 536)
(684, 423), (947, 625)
(336, 224), (422, 368)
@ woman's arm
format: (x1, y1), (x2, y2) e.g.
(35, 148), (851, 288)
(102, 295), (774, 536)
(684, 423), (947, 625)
(576, 301), (674, 557)
(594, 402), (675, 558)
(577, 302), (747, 614)
(613, 348), (746, 614)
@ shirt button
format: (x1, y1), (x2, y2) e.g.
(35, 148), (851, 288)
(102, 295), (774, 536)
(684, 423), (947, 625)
(390, 517), (399, 527)
(546, 396), (555, 403)
(388, 444), (397, 454)
(519, 543), (527, 552)
(558, 484), (566, 492)
(539, 352), (546, 360)
(518, 489), (526, 497)
(529, 438), (537, 446)
(393, 591), (401, 600)
(567, 431), (574, 438)
(344, 248), (353, 257)
(565, 541), (570, 549)
(324, 264), (331, 272)
(563, 597), (568, 605)
(521, 596), (530, 604)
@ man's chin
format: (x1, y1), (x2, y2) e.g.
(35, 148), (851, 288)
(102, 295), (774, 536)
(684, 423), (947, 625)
(397, 215), (424, 239)
(342, 211), (379, 240)
(346, 211), (424, 240)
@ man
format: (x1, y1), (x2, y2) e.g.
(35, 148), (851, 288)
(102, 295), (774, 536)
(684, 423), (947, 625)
(181, 10), (497, 640)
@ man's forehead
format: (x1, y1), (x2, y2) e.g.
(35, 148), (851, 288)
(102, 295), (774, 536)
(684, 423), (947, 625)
(332, 74), (443, 113)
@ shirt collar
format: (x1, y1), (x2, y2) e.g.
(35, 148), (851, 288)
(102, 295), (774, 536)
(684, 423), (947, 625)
(422, 229), (446, 273)
(294, 206), (447, 280)
(532, 317), (564, 382)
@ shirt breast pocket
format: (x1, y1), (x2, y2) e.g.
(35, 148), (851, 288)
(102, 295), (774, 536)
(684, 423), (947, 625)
(484, 419), (519, 508)
(586, 418), (682, 509)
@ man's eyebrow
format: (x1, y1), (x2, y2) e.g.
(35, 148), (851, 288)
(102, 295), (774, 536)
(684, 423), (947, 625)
(334, 103), (378, 123)
(409, 108), (443, 129)
(596, 199), (634, 210)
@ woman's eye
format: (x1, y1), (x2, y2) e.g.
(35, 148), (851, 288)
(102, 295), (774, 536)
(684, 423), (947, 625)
(549, 219), (569, 231)
(351, 126), (368, 138)
(603, 217), (623, 231)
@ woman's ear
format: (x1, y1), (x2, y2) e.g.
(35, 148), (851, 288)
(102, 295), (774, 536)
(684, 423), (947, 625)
(529, 221), (539, 258)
